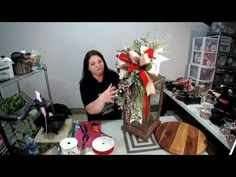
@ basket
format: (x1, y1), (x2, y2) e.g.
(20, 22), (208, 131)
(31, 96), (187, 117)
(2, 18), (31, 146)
(13, 63), (32, 75)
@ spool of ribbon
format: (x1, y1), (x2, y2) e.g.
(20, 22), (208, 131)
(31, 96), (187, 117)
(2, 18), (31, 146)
(60, 137), (79, 155)
(92, 136), (115, 155)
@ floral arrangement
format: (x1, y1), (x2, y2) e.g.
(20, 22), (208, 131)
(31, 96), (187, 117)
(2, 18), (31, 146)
(115, 32), (170, 124)
(174, 77), (195, 92)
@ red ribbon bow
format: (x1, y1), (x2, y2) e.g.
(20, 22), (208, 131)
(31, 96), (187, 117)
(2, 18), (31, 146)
(118, 49), (155, 116)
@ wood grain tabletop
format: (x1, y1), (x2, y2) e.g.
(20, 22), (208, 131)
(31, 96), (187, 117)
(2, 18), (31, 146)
(154, 121), (207, 155)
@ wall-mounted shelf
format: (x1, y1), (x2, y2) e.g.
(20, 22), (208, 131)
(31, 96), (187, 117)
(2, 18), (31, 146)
(0, 70), (43, 90)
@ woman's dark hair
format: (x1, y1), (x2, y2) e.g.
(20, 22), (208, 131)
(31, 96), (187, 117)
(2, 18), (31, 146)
(80, 50), (109, 84)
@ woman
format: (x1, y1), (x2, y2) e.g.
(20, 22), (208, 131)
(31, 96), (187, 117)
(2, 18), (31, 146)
(79, 50), (121, 121)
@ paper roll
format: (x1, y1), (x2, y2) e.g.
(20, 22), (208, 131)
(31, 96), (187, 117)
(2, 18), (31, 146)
(60, 137), (79, 155)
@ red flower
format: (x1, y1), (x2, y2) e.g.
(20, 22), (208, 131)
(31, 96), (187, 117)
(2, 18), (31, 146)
(144, 48), (154, 59)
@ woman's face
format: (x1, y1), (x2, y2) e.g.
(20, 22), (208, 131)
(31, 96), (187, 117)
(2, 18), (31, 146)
(88, 55), (104, 77)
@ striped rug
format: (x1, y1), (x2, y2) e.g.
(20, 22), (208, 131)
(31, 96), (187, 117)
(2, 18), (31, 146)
(123, 131), (170, 155)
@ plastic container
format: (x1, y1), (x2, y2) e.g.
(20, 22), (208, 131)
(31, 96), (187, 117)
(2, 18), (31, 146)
(0, 56), (14, 78)
(187, 37), (218, 87)
(24, 135), (39, 155)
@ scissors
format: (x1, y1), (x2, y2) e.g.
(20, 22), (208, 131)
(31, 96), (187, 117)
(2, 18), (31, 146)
(81, 124), (89, 152)
(89, 122), (112, 137)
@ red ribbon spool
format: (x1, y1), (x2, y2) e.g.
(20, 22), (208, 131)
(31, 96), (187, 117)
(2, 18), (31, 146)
(92, 136), (115, 155)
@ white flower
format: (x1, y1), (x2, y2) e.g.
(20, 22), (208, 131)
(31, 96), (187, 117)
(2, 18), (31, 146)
(148, 54), (169, 76)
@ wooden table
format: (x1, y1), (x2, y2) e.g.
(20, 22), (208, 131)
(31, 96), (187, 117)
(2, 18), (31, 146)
(154, 121), (208, 155)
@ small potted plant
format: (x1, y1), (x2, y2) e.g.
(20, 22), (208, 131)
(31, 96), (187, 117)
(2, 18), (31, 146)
(0, 94), (25, 114)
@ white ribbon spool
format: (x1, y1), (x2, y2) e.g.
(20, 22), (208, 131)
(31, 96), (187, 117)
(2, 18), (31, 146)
(60, 137), (79, 155)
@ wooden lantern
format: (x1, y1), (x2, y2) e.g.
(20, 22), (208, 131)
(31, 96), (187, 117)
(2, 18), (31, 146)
(121, 74), (166, 141)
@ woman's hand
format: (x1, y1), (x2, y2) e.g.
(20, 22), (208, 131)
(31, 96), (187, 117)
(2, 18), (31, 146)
(85, 83), (117, 114)
(100, 84), (117, 103)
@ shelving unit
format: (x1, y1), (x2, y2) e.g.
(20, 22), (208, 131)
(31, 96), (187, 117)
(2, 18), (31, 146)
(187, 37), (219, 89)
(207, 32), (236, 91)
(0, 65), (54, 155)
(0, 122), (17, 155)
(0, 70), (42, 98)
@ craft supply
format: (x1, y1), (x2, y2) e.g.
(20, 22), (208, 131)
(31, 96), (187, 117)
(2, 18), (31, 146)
(92, 136), (115, 155)
(60, 137), (79, 155)
(200, 108), (211, 119)
(75, 121), (101, 148)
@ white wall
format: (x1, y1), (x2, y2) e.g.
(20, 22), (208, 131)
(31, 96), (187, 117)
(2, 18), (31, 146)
(0, 22), (209, 108)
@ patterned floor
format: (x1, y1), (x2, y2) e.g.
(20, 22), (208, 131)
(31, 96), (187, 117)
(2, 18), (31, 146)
(123, 131), (169, 155)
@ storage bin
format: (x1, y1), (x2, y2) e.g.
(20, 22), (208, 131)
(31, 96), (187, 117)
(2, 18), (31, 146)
(209, 35), (232, 52)
(188, 64), (215, 82)
(187, 37), (218, 87)
(13, 63), (31, 75)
